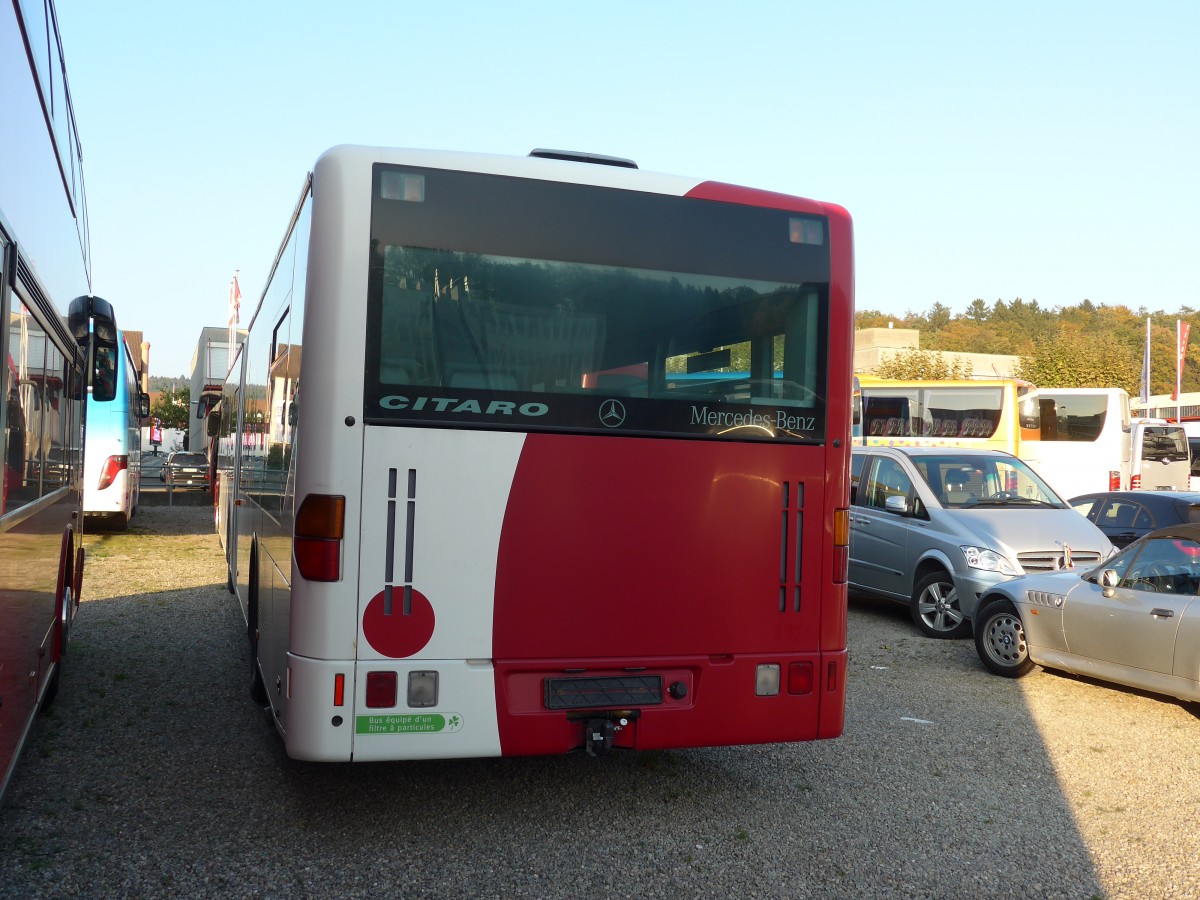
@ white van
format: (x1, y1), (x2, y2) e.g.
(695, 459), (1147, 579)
(1034, 387), (1189, 497)
(1129, 418), (1190, 490)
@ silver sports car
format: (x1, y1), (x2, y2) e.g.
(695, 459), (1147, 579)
(974, 524), (1200, 704)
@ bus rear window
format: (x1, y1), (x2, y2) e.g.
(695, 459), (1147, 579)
(363, 167), (832, 442)
(1039, 393), (1108, 441)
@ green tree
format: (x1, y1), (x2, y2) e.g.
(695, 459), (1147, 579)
(1015, 330), (1141, 394)
(873, 347), (974, 380)
(964, 299), (990, 322)
(150, 384), (191, 430)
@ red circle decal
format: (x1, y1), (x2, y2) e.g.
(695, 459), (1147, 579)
(362, 588), (435, 658)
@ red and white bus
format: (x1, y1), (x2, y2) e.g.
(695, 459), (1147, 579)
(216, 145), (853, 760)
(1, 0), (120, 800)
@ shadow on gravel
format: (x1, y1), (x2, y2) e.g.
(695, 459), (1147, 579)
(0, 511), (1117, 899)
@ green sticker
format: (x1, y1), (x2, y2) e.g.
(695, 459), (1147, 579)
(355, 713), (463, 735)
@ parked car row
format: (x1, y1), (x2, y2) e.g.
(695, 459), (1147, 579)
(847, 445), (1200, 710)
(847, 446), (1112, 638)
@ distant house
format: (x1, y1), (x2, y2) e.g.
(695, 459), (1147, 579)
(855, 326), (1019, 379)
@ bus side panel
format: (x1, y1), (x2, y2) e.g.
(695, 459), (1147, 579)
(0, 498), (76, 795)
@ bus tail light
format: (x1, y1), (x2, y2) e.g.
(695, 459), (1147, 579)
(294, 494), (346, 581)
(365, 671), (397, 708)
(1109, 470), (1121, 490)
(1131, 474), (1142, 490)
(96, 455), (128, 491)
(788, 661), (814, 695)
(333, 673), (346, 707)
(833, 507), (849, 584)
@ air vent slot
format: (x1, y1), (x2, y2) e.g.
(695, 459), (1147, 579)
(779, 482), (804, 612)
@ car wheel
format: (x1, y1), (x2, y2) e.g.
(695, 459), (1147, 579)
(910, 570), (971, 639)
(974, 598), (1035, 678)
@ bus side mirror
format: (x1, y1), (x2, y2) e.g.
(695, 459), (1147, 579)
(139, 392), (151, 419)
(69, 295), (119, 402)
(207, 414), (221, 438)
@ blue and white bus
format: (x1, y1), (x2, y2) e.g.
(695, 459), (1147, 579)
(82, 330), (146, 529)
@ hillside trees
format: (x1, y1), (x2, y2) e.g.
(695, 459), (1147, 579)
(856, 299), (1198, 394)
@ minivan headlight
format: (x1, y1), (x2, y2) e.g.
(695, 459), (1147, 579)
(960, 545), (1019, 576)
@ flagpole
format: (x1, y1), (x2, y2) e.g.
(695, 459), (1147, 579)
(1140, 317), (1150, 409)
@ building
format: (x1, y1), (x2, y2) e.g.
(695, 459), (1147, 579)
(187, 327), (243, 452)
(854, 326), (1020, 379)
(1134, 392), (1200, 421)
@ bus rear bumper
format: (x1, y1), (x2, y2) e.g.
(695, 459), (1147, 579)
(494, 650), (846, 756)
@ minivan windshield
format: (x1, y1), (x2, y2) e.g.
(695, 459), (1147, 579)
(912, 454), (1066, 509)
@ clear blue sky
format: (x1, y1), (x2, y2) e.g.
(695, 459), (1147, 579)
(57, 0), (1199, 378)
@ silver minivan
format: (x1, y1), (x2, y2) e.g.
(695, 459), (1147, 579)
(848, 446), (1114, 638)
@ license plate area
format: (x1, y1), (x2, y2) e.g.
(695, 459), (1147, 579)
(543, 675), (663, 710)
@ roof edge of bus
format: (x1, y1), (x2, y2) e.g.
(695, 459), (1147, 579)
(314, 144), (700, 194)
(312, 145), (839, 207)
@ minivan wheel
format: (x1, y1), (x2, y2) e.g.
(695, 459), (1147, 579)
(910, 571), (971, 639)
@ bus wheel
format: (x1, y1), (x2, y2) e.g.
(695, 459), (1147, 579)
(43, 533), (74, 710)
(74, 546), (85, 604)
(248, 548), (268, 705)
(910, 570), (971, 639)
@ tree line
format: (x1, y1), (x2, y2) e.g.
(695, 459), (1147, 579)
(857, 298), (1196, 395)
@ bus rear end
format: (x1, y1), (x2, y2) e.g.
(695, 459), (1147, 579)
(275, 147), (853, 760)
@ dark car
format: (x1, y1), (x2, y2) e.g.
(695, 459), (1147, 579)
(160, 451), (209, 490)
(1069, 490), (1200, 548)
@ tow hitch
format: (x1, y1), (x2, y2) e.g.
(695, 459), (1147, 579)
(581, 711), (639, 757)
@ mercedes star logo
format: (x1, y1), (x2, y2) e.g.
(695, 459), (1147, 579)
(599, 399), (626, 428)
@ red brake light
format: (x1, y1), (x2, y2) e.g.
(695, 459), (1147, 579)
(365, 671), (397, 708)
(788, 661), (814, 695)
(97, 455), (128, 491)
(1131, 474), (1142, 490)
(295, 494), (345, 581)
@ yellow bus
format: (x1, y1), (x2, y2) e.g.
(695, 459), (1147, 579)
(855, 376), (1040, 462)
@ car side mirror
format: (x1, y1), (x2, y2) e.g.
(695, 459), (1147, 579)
(884, 494), (910, 515)
(1100, 568), (1120, 596)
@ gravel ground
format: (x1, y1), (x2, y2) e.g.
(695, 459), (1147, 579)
(2, 505), (1198, 899)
